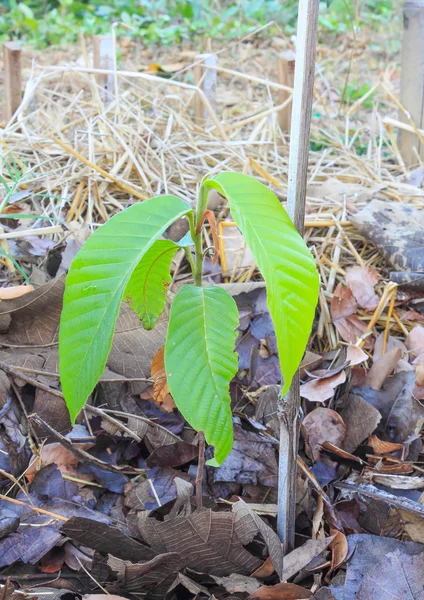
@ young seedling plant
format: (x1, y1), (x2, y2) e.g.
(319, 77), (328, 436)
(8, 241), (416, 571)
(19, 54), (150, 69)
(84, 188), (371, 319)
(59, 172), (319, 470)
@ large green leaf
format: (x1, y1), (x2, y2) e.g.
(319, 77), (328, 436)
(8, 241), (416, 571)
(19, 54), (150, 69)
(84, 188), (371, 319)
(59, 196), (192, 422)
(164, 285), (239, 465)
(203, 172), (319, 395)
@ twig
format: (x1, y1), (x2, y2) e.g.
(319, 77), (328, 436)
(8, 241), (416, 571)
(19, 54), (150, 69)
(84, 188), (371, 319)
(196, 432), (206, 510)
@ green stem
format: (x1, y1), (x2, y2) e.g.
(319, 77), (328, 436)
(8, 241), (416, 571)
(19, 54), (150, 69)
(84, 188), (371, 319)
(196, 182), (209, 224)
(184, 246), (196, 279)
(188, 212), (204, 287)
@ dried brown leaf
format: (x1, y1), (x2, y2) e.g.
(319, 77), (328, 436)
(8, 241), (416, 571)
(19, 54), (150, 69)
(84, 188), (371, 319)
(151, 346), (175, 411)
(139, 509), (262, 576)
(233, 499), (283, 581)
(300, 370), (346, 403)
(301, 408), (346, 461)
(356, 550), (424, 599)
(248, 582), (312, 599)
(406, 326), (424, 361)
(346, 266), (380, 310)
(368, 435), (403, 455)
(340, 395), (381, 453)
(61, 517), (157, 562)
(0, 285), (34, 300)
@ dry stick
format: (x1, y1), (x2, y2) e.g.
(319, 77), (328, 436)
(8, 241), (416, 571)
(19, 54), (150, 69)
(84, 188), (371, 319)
(196, 432), (206, 510)
(277, 51), (296, 133)
(398, 0), (424, 166)
(277, 0), (319, 553)
(3, 42), (22, 122)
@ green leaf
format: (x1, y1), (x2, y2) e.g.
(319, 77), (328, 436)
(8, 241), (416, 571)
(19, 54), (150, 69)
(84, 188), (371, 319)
(165, 285), (239, 465)
(203, 172), (319, 396)
(124, 240), (179, 329)
(59, 196), (192, 422)
(124, 231), (194, 329)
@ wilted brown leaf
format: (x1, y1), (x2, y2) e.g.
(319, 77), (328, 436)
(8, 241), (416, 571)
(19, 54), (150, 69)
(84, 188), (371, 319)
(368, 435), (403, 455)
(0, 285), (34, 300)
(151, 346), (175, 411)
(340, 395), (381, 453)
(365, 347), (402, 390)
(61, 517), (157, 562)
(300, 370), (346, 403)
(301, 408), (346, 461)
(232, 499), (283, 581)
(346, 266), (380, 310)
(108, 552), (182, 600)
(139, 508), (262, 576)
(406, 326), (424, 360)
(326, 529), (348, 582)
(26, 442), (94, 483)
(248, 583), (312, 599)
(356, 550), (424, 599)
(280, 537), (335, 581)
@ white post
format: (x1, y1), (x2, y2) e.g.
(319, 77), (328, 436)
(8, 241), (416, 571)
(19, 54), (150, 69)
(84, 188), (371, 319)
(193, 53), (217, 128)
(93, 34), (114, 102)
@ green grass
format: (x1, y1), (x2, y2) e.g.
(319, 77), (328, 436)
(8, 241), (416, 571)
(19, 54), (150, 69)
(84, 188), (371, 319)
(0, 0), (395, 49)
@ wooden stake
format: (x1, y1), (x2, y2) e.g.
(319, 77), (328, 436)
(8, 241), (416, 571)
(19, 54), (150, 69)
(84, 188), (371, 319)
(3, 42), (22, 122)
(277, 51), (296, 132)
(193, 53), (217, 128)
(93, 34), (114, 101)
(398, 0), (424, 166)
(277, 0), (319, 553)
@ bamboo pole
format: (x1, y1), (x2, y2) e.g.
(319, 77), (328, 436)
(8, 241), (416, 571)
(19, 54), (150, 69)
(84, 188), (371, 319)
(277, 0), (320, 553)
(93, 34), (114, 101)
(193, 53), (217, 127)
(277, 51), (296, 132)
(398, 0), (424, 166)
(3, 42), (22, 122)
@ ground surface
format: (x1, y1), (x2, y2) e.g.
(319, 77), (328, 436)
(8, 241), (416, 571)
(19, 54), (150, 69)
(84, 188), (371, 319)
(1, 11), (424, 600)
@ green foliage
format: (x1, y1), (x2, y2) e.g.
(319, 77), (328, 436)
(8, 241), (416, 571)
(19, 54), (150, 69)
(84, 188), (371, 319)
(165, 284), (239, 466)
(0, 0), (394, 48)
(203, 173), (320, 396)
(58, 195), (191, 422)
(59, 172), (319, 464)
(124, 232), (192, 330)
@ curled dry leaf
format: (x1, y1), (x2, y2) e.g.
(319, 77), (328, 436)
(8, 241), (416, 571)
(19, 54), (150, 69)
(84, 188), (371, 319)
(151, 346), (176, 411)
(301, 408), (346, 461)
(406, 326), (424, 360)
(345, 266), (380, 310)
(25, 442), (94, 483)
(325, 529), (348, 582)
(330, 284), (369, 347)
(248, 582), (312, 599)
(368, 434), (403, 455)
(369, 474), (424, 490)
(300, 370), (346, 403)
(346, 344), (368, 366)
(365, 347), (402, 390)
(0, 285), (34, 300)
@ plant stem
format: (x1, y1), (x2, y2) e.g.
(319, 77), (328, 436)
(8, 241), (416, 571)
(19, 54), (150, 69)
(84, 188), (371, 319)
(188, 210), (204, 287)
(196, 432), (205, 510)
